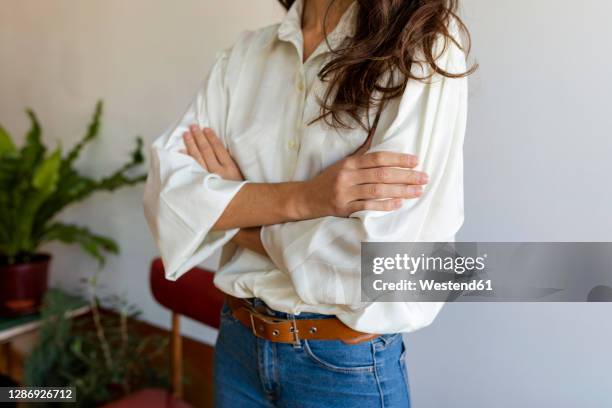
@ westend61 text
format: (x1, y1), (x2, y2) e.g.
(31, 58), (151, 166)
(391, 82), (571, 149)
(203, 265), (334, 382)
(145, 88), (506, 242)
(373, 279), (493, 292)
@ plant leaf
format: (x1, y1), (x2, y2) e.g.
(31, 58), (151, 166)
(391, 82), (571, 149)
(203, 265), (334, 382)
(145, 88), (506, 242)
(20, 109), (46, 170)
(32, 149), (61, 195)
(31, 137), (146, 231)
(0, 125), (16, 156)
(40, 222), (119, 265)
(62, 100), (103, 170)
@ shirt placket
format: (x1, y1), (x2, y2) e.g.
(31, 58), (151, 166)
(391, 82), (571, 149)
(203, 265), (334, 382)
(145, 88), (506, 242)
(280, 4), (352, 179)
(285, 50), (309, 180)
(292, 61), (306, 154)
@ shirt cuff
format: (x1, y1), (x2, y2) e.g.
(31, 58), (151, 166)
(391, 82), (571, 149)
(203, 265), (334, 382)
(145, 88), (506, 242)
(160, 176), (249, 280)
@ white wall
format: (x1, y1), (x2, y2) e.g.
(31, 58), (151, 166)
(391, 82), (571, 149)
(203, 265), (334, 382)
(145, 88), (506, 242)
(1, 1), (611, 407)
(0, 0), (284, 344)
(408, 1), (612, 407)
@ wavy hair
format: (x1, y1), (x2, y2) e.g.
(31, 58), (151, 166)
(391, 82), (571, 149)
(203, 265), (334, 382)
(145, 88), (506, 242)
(278, 0), (476, 130)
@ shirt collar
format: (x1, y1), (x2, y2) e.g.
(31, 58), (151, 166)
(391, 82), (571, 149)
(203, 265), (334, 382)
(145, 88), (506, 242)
(272, 0), (358, 60)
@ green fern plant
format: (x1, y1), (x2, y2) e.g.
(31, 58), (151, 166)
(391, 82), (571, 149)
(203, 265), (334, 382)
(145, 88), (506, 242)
(0, 101), (146, 265)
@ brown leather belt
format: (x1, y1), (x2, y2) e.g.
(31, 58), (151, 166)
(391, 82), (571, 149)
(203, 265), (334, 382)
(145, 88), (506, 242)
(226, 295), (378, 345)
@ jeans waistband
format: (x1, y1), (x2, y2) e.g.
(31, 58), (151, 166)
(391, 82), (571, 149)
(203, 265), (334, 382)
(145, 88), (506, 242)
(244, 297), (334, 321)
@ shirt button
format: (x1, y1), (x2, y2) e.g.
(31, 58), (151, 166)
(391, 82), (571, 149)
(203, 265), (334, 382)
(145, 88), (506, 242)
(296, 79), (305, 92)
(288, 139), (299, 151)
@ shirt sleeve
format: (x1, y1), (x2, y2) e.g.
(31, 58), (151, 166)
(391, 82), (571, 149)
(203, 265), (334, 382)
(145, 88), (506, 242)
(260, 36), (468, 309)
(143, 49), (248, 281)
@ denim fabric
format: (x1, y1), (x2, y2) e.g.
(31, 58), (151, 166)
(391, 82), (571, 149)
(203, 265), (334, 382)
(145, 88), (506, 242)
(214, 299), (411, 408)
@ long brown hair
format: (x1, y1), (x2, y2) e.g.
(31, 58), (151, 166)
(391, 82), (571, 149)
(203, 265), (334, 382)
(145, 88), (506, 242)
(278, 0), (476, 130)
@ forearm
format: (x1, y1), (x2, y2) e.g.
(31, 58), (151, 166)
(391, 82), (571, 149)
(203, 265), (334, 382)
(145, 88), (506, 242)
(212, 182), (313, 231)
(212, 151), (425, 231)
(183, 124), (425, 232)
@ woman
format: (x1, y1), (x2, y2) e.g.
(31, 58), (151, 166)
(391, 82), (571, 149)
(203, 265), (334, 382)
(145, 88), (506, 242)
(144, 0), (473, 406)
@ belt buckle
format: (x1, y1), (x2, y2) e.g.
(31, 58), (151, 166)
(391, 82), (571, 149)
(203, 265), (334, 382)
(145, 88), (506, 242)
(248, 309), (274, 340)
(248, 309), (300, 345)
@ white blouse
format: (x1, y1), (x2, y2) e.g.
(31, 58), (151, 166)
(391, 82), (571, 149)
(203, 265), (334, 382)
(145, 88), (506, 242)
(143, 0), (468, 334)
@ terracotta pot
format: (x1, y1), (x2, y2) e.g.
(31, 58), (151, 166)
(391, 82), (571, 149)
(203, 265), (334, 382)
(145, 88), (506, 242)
(0, 253), (50, 316)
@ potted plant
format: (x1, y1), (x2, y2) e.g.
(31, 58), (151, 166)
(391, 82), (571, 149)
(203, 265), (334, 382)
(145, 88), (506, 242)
(25, 289), (169, 407)
(0, 101), (146, 316)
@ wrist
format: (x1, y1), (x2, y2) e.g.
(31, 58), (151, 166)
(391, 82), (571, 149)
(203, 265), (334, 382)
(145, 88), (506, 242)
(282, 181), (317, 221)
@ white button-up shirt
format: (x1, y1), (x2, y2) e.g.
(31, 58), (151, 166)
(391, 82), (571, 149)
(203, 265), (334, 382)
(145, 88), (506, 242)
(143, 0), (468, 334)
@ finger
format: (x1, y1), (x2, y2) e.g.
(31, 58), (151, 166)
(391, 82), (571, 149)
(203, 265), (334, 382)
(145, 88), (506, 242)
(190, 125), (221, 171)
(347, 198), (404, 213)
(351, 152), (419, 169)
(349, 184), (423, 201)
(203, 128), (233, 166)
(183, 131), (206, 169)
(351, 167), (428, 185)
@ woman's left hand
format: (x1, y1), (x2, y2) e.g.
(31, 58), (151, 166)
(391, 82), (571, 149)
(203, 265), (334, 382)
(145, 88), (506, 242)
(182, 125), (244, 181)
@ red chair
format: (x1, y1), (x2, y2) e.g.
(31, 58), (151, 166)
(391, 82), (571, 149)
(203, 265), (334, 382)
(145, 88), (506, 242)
(103, 258), (225, 408)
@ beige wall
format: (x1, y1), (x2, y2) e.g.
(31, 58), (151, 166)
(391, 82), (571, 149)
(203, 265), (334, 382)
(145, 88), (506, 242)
(0, 0), (283, 343)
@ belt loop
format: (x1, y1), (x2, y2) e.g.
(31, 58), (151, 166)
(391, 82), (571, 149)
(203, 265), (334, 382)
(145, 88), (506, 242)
(249, 313), (258, 338)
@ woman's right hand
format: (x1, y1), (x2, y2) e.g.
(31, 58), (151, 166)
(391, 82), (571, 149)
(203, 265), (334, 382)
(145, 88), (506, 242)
(301, 151), (428, 218)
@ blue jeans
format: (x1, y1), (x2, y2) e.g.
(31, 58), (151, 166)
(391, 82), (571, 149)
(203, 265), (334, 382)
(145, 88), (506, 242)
(214, 299), (411, 407)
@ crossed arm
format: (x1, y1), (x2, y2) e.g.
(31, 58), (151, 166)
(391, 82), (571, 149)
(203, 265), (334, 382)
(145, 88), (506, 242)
(181, 125), (428, 256)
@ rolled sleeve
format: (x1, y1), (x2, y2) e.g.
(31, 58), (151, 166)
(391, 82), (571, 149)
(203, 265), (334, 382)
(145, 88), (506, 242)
(143, 49), (247, 280)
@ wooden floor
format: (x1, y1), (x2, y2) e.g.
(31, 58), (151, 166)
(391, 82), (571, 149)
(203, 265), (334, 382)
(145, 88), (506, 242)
(0, 312), (216, 408)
